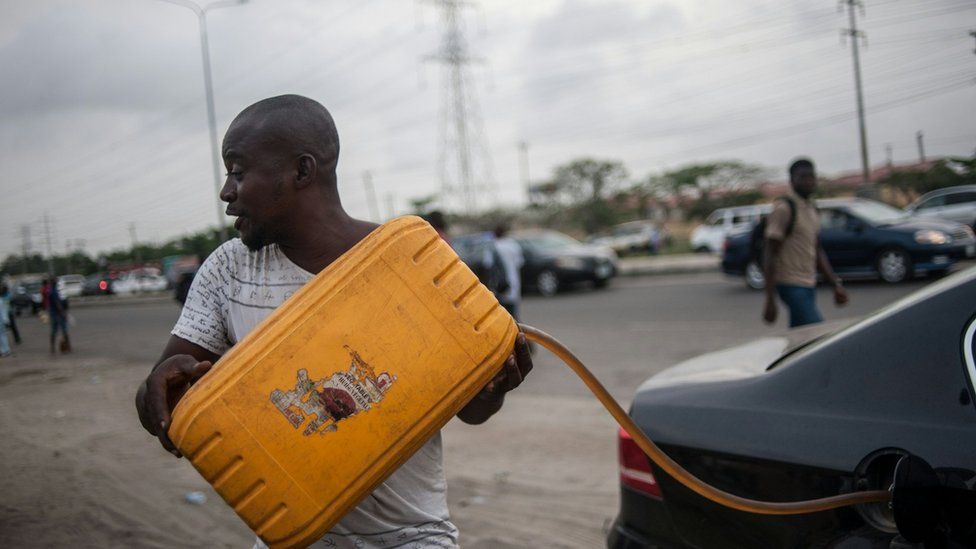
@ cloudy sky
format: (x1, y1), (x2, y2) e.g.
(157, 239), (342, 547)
(1, 0), (974, 258)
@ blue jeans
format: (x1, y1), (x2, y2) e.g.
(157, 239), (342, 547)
(776, 285), (823, 328)
(50, 313), (68, 337)
(0, 321), (9, 355)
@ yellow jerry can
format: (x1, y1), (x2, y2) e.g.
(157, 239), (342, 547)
(168, 216), (518, 548)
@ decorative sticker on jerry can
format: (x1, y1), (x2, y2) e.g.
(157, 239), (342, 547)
(269, 346), (396, 436)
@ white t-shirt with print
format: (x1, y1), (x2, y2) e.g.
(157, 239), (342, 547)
(172, 239), (459, 549)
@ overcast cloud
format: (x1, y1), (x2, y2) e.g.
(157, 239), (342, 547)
(1, 0), (974, 257)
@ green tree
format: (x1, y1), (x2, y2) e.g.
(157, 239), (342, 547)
(877, 158), (971, 199)
(656, 161), (768, 220)
(409, 195), (438, 215)
(546, 158), (629, 233)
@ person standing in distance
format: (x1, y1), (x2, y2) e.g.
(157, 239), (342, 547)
(134, 95), (533, 549)
(492, 223), (524, 321)
(763, 158), (848, 327)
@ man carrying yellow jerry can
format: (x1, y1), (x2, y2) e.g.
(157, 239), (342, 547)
(134, 95), (534, 549)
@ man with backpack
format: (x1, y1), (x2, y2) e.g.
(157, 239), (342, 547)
(762, 158), (848, 327)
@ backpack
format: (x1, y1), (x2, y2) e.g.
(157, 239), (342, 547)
(470, 242), (510, 297)
(485, 245), (511, 297)
(750, 197), (796, 266)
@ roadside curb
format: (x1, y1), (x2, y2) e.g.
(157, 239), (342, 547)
(617, 254), (721, 277)
(68, 294), (174, 309)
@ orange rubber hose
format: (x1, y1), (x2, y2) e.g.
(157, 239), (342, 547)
(518, 324), (891, 515)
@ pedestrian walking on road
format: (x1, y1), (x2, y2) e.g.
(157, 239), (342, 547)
(427, 210), (449, 241)
(134, 94), (533, 549)
(763, 158), (848, 328)
(0, 283), (20, 347)
(0, 284), (11, 357)
(492, 223), (525, 321)
(47, 277), (71, 354)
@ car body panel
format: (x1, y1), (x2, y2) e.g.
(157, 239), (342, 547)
(113, 271), (168, 295)
(691, 205), (771, 254)
(82, 273), (114, 296)
(609, 267), (976, 548)
(512, 230), (617, 295)
(57, 274), (85, 298)
(589, 221), (661, 255)
(906, 185), (976, 228)
(722, 198), (976, 286)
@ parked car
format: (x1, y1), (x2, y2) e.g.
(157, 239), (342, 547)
(113, 270), (169, 295)
(512, 230), (618, 296)
(173, 268), (197, 304)
(723, 198), (976, 289)
(82, 273), (114, 296)
(608, 268), (976, 548)
(56, 274), (85, 298)
(905, 184), (976, 229)
(10, 281), (43, 315)
(588, 221), (661, 256)
(691, 205), (770, 254)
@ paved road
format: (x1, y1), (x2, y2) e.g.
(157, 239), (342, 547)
(10, 271), (933, 400)
(0, 270), (950, 548)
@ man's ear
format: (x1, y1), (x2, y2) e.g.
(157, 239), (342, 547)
(295, 154), (317, 189)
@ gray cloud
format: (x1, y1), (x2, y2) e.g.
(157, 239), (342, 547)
(1, 0), (974, 257)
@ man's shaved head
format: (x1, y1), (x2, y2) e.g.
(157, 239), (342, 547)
(220, 95), (347, 251)
(225, 94), (340, 175)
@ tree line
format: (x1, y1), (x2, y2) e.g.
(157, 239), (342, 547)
(3, 155), (972, 278)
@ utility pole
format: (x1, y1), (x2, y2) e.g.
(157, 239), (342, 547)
(424, 0), (495, 215)
(19, 225), (31, 274)
(362, 171), (380, 222)
(129, 222), (142, 265)
(884, 143), (893, 168)
(916, 131), (926, 163)
(841, 0), (871, 185)
(518, 141), (530, 199)
(385, 193), (396, 221)
(42, 212), (54, 275)
(155, 0), (248, 242)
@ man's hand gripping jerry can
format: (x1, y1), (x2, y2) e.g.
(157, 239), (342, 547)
(168, 216), (518, 548)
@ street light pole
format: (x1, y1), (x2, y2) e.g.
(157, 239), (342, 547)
(155, 0), (247, 242)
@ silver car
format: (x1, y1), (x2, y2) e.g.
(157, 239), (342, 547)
(906, 185), (976, 229)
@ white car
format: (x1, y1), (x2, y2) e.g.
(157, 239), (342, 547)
(588, 221), (661, 255)
(906, 185), (976, 229)
(113, 271), (168, 295)
(690, 205), (770, 254)
(56, 274), (85, 298)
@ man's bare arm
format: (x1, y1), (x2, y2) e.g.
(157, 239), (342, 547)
(817, 243), (849, 306)
(763, 238), (783, 323)
(457, 333), (533, 425)
(135, 335), (221, 456)
(816, 244), (841, 287)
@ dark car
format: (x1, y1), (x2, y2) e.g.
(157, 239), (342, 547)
(608, 267), (976, 548)
(10, 281), (43, 315)
(174, 269), (197, 304)
(82, 273), (114, 296)
(723, 198), (976, 289)
(512, 229), (618, 296)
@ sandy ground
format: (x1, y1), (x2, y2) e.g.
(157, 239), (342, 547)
(0, 271), (936, 548)
(0, 348), (619, 548)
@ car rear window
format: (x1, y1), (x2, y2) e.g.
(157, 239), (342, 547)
(946, 192), (976, 206)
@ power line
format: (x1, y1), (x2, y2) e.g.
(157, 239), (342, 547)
(362, 171), (379, 222)
(41, 212), (55, 275)
(424, 0), (495, 214)
(657, 76), (974, 160)
(841, 0), (872, 186)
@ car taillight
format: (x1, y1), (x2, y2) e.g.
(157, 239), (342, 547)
(618, 426), (662, 499)
(99, 281), (108, 291)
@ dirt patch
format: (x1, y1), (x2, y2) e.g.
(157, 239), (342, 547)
(0, 351), (623, 548)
